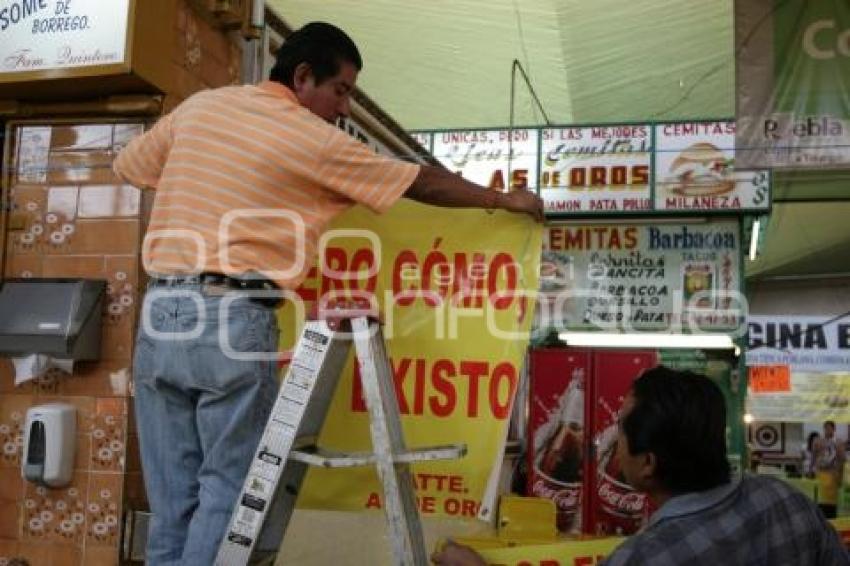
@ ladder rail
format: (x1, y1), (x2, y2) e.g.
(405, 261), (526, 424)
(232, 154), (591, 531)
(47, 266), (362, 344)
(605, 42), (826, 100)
(215, 320), (351, 565)
(216, 315), (465, 566)
(352, 317), (430, 566)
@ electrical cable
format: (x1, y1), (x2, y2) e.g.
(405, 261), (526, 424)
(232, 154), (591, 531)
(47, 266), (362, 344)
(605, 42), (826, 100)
(508, 59), (552, 187)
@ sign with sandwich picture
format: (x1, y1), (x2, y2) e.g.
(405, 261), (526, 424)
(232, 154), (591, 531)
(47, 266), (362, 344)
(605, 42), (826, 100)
(654, 121), (770, 213)
(418, 119), (771, 217)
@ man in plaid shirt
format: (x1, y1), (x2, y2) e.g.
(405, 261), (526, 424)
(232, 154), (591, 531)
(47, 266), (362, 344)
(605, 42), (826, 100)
(434, 367), (849, 565)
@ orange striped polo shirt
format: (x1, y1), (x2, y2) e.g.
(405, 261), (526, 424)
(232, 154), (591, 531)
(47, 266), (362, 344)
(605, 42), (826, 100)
(114, 81), (419, 290)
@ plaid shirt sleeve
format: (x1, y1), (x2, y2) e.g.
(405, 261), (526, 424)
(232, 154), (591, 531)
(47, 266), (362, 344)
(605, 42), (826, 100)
(602, 476), (850, 566)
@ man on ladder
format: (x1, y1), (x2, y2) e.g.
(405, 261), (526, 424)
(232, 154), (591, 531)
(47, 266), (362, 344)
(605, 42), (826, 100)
(116, 21), (542, 566)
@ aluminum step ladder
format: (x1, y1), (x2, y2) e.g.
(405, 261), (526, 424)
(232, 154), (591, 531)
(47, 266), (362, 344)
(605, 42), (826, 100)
(215, 308), (467, 566)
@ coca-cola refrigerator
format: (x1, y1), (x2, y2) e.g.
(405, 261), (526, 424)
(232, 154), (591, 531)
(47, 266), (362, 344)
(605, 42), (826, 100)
(583, 350), (657, 536)
(527, 349), (591, 533)
(528, 348), (657, 536)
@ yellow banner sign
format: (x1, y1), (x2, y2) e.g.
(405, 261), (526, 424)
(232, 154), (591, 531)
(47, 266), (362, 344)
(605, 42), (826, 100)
(452, 536), (625, 566)
(278, 200), (542, 518)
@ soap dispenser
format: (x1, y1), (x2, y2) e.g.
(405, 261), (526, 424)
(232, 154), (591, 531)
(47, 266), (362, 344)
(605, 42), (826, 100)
(22, 403), (76, 487)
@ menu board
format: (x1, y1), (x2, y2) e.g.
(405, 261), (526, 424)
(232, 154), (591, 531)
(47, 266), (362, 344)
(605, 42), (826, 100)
(540, 125), (652, 214)
(538, 220), (742, 332)
(417, 121), (771, 216)
(654, 121), (770, 212)
(432, 128), (539, 191)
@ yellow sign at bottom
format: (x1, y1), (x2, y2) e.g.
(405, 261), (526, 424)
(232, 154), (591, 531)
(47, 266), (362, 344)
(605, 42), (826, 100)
(450, 536), (626, 566)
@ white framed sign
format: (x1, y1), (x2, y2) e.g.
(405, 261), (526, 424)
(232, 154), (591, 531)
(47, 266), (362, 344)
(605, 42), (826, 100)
(417, 123), (772, 216)
(0, 0), (131, 77)
(538, 220), (743, 332)
(747, 315), (850, 372)
(540, 125), (652, 214)
(432, 128), (539, 192)
(654, 121), (771, 212)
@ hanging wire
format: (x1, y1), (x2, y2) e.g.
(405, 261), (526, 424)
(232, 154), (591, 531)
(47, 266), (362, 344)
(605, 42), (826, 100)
(508, 59), (552, 189)
(511, 0), (539, 124)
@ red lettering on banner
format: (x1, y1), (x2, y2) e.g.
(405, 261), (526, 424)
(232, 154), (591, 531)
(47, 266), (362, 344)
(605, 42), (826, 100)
(365, 492), (381, 509)
(296, 247), (378, 302)
(414, 358), (426, 414)
(392, 249), (419, 307)
(419, 496), (436, 513)
(351, 358), (518, 418)
(490, 363), (517, 419)
(389, 249), (520, 310)
(321, 247), (347, 296)
(430, 359), (456, 417)
(460, 361), (488, 417)
(452, 252), (486, 308)
(443, 498), (480, 517)
(296, 266), (319, 302)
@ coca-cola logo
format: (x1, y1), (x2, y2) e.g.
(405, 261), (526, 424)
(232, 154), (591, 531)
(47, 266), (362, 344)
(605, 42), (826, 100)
(597, 476), (646, 514)
(532, 478), (581, 512)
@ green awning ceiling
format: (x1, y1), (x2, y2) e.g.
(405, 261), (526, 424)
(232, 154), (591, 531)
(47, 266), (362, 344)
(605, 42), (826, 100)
(267, 0), (733, 129)
(266, 0), (850, 280)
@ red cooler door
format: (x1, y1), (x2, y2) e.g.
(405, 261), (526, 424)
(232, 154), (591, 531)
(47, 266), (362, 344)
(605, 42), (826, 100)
(584, 350), (657, 536)
(527, 348), (591, 533)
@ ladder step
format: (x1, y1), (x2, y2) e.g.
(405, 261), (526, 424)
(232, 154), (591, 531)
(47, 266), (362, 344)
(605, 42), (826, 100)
(289, 444), (467, 468)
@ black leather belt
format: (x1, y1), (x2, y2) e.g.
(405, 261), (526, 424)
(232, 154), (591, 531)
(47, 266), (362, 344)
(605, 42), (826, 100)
(150, 273), (283, 308)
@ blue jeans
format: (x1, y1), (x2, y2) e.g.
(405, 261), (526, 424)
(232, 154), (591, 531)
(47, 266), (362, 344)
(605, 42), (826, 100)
(133, 283), (279, 565)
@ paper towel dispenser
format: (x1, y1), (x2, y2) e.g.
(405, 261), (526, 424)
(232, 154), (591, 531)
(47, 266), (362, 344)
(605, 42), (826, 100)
(0, 278), (106, 360)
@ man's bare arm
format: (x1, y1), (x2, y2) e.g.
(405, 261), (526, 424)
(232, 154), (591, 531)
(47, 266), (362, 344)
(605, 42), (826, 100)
(405, 164), (544, 222)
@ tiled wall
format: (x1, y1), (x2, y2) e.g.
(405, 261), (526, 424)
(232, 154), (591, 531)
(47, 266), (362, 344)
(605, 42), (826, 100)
(0, 121), (142, 566)
(167, 1), (243, 110)
(0, 2), (244, 564)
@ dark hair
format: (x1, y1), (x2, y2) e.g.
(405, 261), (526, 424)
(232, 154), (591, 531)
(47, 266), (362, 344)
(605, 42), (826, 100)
(269, 22), (362, 88)
(622, 366), (731, 494)
(808, 431), (820, 452)
(825, 420), (836, 430)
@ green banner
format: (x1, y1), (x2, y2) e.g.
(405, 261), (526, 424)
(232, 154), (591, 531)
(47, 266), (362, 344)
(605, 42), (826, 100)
(736, 0), (850, 169)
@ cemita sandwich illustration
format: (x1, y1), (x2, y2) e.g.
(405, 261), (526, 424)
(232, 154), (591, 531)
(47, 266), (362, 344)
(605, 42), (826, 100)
(665, 142), (735, 197)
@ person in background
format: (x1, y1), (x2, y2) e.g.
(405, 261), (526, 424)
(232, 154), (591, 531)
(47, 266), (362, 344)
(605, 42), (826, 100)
(803, 431), (821, 478)
(814, 420), (846, 518)
(433, 367), (849, 566)
(115, 21), (543, 566)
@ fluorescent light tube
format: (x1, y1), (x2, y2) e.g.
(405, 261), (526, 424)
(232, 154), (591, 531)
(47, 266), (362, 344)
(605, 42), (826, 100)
(557, 332), (735, 349)
(749, 219), (761, 261)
